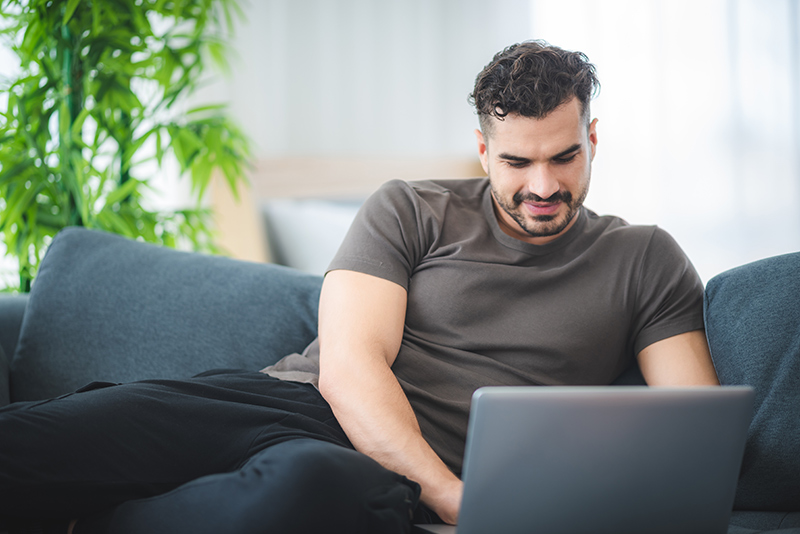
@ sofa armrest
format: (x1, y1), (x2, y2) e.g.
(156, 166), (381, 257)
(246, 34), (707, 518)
(0, 294), (29, 406)
(704, 251), (800, 512)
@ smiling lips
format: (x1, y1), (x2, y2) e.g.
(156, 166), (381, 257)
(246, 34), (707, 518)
(523, 201), (562, 216)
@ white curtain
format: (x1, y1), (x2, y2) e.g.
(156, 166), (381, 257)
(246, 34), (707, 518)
(529, 0), (800, 281)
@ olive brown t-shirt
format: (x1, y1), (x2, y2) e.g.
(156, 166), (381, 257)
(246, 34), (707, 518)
(276, 178), (705, 475)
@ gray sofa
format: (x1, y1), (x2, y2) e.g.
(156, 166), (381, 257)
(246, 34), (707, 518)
(0, 227), (798, 533)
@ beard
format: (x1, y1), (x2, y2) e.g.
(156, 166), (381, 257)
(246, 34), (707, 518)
(490, 177), (590, 239)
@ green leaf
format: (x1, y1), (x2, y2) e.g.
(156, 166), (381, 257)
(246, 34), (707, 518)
(221, 158), (241, 201)
(19, 17), (43, 59)
(0, 160), (35, 188)
(0, 182), (43, 233)
(0, 0), (252, 289)
(58, 100), (72, 146)
(96, 210), (134, 238)
(175, 127), (204, 162)
(190, 156), (214, 199)
(186, 103), (227, 116)
(63, 0), (81, 25)
(106, 3), (120, 25)
(70, 153), (91, 226)
(70, 106), (91, 140)
(121, 129), (155, 172)
(91, 0), (101, 34)
(205, 39), (230, 75)
(103, 177), (139, 206)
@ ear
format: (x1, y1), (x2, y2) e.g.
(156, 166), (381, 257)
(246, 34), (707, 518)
(475, 129), (489, 175)
(588, 118), (598, 161)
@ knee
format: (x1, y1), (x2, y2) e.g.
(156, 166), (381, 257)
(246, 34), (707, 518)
(249, 439), (387, 498)
(269, 440), (366, 481)
(247, 439), (420, 532)
(105, 439), (420, 534)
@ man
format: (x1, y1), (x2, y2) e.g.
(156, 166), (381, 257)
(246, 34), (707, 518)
(316, 41), (718, 524)
(0, 40), (717, 533)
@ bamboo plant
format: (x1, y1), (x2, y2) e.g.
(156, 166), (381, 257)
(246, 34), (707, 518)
(0, 0), (251, 291)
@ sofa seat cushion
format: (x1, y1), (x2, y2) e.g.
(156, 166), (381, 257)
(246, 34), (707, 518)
(10, 227), (323, 401)
(729, 527), (800, 534)
(730, 510), (800, 532)
(704, 252), (800, 511)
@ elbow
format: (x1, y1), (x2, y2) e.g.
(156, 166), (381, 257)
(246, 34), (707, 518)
(318, 357), (349, 407)
(318, 343), (398, 406)
(317, 368), (337, 404)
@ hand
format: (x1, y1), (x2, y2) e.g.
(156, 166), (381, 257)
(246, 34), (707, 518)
(426, 478), (463, 525)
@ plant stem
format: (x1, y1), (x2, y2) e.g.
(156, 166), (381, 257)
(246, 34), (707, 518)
(60, 22), (82, 227)
(20, 272), (31, 293)
(120, 111), (131, 187)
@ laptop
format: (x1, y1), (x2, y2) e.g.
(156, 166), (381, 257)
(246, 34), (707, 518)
(415, 386), (754, 534)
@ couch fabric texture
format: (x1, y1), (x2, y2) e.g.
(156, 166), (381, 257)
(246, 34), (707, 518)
(704, 252), (800, 512)
(10, 227), (323, 402)
(0, 296), (27, 405)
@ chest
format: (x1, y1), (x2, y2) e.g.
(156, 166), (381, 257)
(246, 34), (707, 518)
(403, 254), (642, 382)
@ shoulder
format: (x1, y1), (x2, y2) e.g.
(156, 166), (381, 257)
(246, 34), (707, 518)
(582, 209), (657, 246)
(584, 210), (686, 247)
(589, 215), (701, 299)
(581, 210), (693, 270)
(374, 178), (488, 203)
(330, 178), (490, 288)
(367, 178), (489, 222)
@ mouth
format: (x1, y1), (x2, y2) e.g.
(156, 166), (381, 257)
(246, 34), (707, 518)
(522, 201), (562, 216)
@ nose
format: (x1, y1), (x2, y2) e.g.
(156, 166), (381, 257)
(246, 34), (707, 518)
(525, 165), (560, 201)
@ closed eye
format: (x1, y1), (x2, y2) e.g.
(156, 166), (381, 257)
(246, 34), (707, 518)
(553, 154), (577, 164)
(506, 160), (529, 168)
(497, 153), (530, 168)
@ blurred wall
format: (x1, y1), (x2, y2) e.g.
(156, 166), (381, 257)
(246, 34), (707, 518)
(205, 0), (532, 159)
(198, 0), (534, 265)
(528, 0), (800, 282)
(202, 0), (800, 281)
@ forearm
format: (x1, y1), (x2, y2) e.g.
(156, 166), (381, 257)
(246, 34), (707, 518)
(319, 355), (462, 524)
(317, 269), (463, 523)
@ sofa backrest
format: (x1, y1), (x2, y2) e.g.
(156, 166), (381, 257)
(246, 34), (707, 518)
(10, 227), (323, 402)
(704, 251), (800, 512)
(0, 294), (28, 405)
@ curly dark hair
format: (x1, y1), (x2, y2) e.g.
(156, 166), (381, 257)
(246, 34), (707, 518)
(469, 40), (599, 134)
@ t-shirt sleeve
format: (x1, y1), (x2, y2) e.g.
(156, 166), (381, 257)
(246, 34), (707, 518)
(327, 180), (425, 290)
(631, 228), (705, 355)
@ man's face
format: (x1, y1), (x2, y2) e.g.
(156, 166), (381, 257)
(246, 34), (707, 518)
(476, 97), (598, 245)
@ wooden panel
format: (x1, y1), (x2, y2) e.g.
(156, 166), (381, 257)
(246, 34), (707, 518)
(211, 156), (485, 263)
(211, 173), (271, 263)
(249, 156), (485, 199)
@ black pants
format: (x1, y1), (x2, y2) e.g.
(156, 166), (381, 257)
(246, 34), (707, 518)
(0, 370), (423, 533)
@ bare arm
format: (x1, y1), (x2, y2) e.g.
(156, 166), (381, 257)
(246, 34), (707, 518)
(637, 330), (720, 386)
(317, 269), (463, 524)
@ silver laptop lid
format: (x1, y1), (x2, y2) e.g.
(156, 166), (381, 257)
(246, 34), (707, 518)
(455, 386), (753, 534)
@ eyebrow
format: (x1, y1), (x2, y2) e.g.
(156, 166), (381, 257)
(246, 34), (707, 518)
(497, 153), (531, 163)
(552, 143), (582, 159)
(498, 143), (582, 163)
